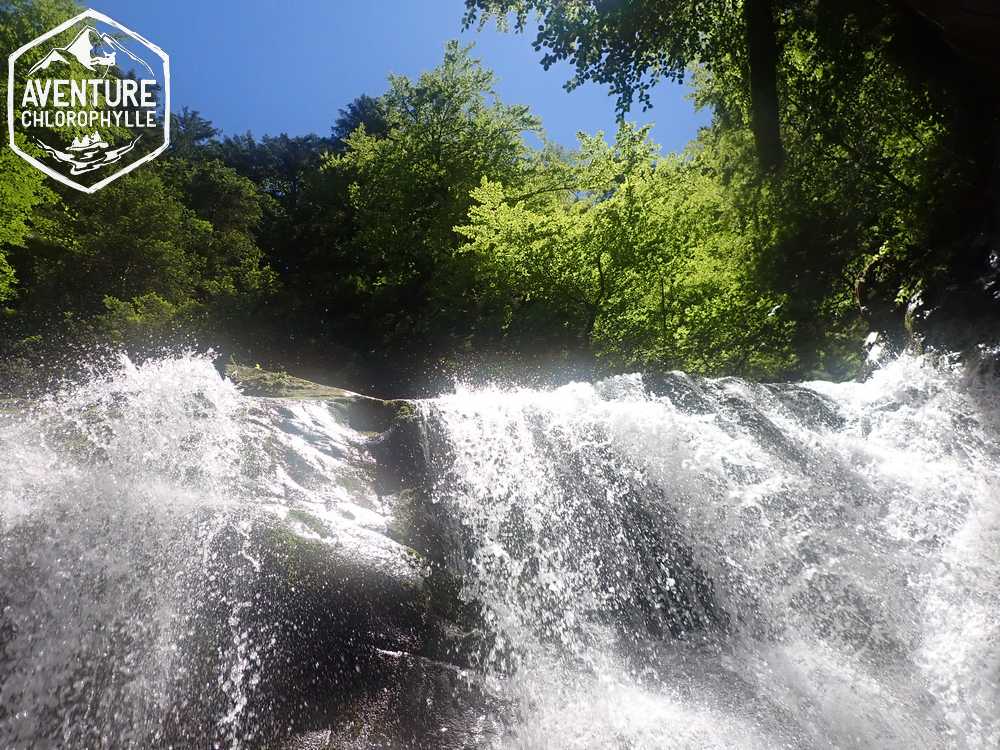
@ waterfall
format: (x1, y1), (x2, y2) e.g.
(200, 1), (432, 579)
(419, 354), (1000, 749)
(1, 352), (997, 748)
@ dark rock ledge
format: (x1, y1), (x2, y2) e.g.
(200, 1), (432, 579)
(222, 363), (500, 749)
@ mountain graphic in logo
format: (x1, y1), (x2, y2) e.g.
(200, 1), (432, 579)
(27, 25), (154, 78)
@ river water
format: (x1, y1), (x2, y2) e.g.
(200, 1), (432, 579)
(1, 352), (997, 748)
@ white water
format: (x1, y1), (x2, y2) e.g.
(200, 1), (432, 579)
(421, 354), (1000, 749)
(0, 354), (410, 748)
(1, 352), (998, 748)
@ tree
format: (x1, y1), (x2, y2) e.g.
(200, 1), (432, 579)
(169, 108), (220, 159)
(463, 0), (783, 171)
(315, 41), (541, 357)
(685, 1), (980, 372)
(332, 94), (389, 148)
(0, 0), (79, 300)
(6, 160), (275, 347)
(459, 123), (796, 377)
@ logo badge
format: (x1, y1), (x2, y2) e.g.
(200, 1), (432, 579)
(7, 8), (170, 193)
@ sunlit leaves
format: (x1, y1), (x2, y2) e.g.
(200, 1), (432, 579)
(460, 122), (797, 377)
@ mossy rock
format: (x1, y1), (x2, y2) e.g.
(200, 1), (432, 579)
(226, 362), (416, 432)
(226, 363), (362, 400)
(285, 508), (334, 539)
(385, 400), (419, 423)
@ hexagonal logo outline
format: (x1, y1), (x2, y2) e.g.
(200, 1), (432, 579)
(7, 8), (171, 194)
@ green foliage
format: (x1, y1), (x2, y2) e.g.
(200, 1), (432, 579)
(462, 0), (739, 115)
(680, 0), (979, 374)
(0, 138), (55, 248)
(0, 143), (53, 302)
(1, 0), (991, 390)
(0, 255), (15, 303)
(462, 0), (993, 377)
(3, 154), (275, 350)
(169, 107), (220, 158)
(460, 123), (796, 377)
(99, 292), (188, 341)
(0, 0), (79, 301)
(332, 94), (388, 147)
(314, 41), (540, 353)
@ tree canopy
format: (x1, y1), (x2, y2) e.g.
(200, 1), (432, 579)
(1, 0), (995, 394)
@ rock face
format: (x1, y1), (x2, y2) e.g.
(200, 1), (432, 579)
(223, 363), (498, 748)
(218, 370), (473, 746)
(227, 363), (368, 401)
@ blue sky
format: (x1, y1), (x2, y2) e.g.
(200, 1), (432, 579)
(90, 0), (709, 151)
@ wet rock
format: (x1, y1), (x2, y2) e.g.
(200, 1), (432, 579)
(226, 362), (406, 433)
(643, 370), (716, 413)
(370, 406), (427, 493)
(218, 364), (493, 745)
(282, 650), (503, 750)
(768, 384), (846, 431)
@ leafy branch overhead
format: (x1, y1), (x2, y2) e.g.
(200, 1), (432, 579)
(463, 0), (783, 170)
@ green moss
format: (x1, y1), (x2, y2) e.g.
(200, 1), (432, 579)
(224, 362), (415, 434)
(389, 400), (420, 423)
(286, 508), (333, 539)
(225, 362), (360, 400)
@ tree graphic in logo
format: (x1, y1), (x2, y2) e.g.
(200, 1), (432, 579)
(7, 9), (170, 193)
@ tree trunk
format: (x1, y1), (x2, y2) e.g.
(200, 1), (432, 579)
(743, 0), (783, 172)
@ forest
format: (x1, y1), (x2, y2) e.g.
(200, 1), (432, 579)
(2, 0), (998, 396)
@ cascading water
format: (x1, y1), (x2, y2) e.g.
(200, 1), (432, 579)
(0, 354), (429, 749)
(419, 353), (1000, 749)
(1, 351), (997, 748)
